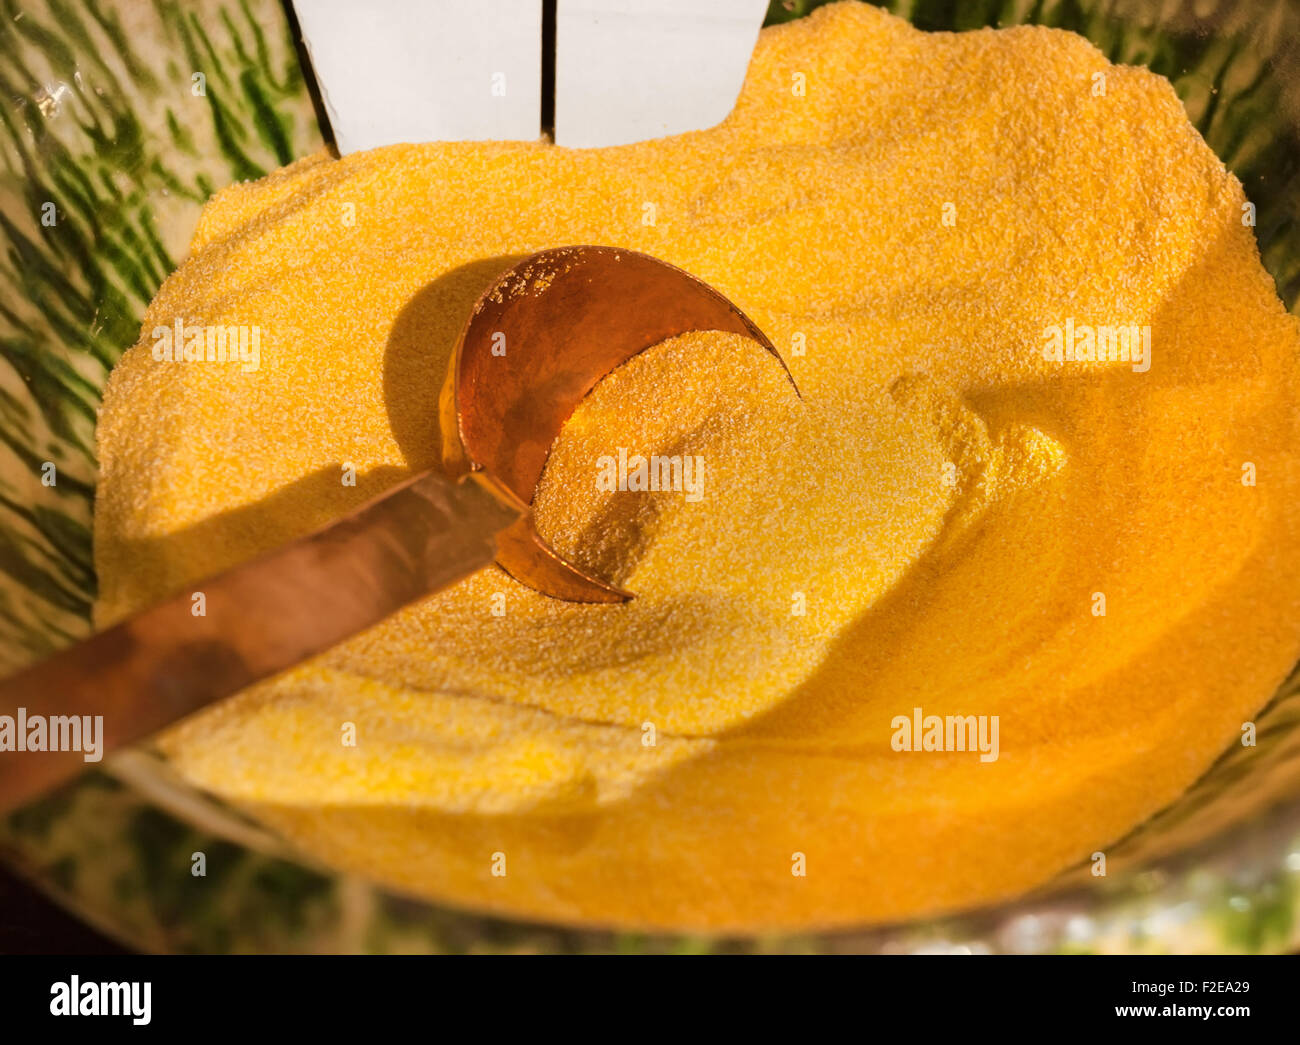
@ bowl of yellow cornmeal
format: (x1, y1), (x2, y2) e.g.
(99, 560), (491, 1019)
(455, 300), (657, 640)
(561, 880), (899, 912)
(4, 0), (1300, 953)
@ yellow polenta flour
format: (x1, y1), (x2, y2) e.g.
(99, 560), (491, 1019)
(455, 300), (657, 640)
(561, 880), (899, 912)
(93, 2), (1300, 930)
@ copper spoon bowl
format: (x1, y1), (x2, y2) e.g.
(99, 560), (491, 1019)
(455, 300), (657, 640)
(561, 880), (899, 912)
(0, 246), (794, 813)
(442, 245), (794, 601)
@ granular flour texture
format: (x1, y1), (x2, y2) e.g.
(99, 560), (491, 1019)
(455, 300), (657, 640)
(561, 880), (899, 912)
(94, 3), (1300, 930)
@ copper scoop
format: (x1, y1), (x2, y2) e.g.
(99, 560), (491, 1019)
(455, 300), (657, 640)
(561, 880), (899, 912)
(0, 246), (792, 813)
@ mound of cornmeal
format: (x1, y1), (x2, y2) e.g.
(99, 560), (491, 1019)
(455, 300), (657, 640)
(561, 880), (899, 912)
(95, 2), (1300, 930)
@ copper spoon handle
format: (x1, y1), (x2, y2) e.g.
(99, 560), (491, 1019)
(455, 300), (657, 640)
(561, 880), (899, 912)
(0, 470), (522, 814)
